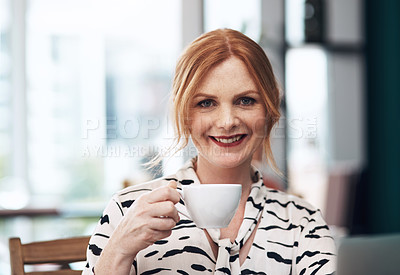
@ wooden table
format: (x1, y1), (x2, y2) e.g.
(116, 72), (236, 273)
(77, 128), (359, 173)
(0, 208), (59, 218)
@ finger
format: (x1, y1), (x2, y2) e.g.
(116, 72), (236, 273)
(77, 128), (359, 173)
(145, 217), (176, 233)
(144, 186), (180, 204)
(148, 216), (177, 231)
(148, 201), (180, 223)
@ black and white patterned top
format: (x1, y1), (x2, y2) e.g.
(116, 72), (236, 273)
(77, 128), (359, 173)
(83, 159), (336, 274)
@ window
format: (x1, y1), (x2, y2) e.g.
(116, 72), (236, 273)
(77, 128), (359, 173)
(204, 0), (261, 41)
(0, 0), (14, 208)
(0, 2), (182, 272)
(285, 47), (329, 211)
(23, 0), (182, 205)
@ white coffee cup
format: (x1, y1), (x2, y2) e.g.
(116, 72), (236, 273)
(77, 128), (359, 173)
(177, 184), (242, 228)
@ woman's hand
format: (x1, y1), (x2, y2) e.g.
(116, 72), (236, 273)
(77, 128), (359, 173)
(114, 181), (180, 255)
(94, 182), (180, 274)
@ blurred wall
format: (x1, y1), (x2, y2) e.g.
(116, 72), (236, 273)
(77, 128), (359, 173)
(365, 0), (400, 233)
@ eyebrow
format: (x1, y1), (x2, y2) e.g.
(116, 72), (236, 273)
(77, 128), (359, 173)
(193, 90), (260, 99)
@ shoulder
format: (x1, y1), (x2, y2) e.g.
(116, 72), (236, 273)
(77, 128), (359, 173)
(263, 188), (321, 223)
(265, 189), (317, 209)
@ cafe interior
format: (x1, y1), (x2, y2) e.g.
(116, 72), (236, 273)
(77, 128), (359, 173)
(0, 0), (399, 273)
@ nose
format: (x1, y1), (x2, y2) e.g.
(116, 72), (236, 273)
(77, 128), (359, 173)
(215, 104), (239, 130)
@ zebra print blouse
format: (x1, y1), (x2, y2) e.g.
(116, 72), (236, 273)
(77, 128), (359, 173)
(83, 159), (336, 274)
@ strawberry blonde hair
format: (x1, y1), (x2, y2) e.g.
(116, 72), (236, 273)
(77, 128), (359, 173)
(167, 28), (281, 173)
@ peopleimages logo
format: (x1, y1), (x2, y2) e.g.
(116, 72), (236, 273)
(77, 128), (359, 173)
(81, 116), (318, 142)
(80, 116), (318, 158)
(81, 144), (198, 158)
(82, 116), (175, 140)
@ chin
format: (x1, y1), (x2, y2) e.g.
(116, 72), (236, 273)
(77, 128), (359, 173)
(203, 153), (252, 169)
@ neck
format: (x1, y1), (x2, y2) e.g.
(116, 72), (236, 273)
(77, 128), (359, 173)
(194, 156), (254, 190)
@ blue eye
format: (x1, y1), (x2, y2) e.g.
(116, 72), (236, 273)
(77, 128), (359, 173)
(239, 97), (255, 105)
(198, 99), (214, 108)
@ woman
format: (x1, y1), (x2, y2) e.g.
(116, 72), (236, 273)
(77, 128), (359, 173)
(84, 29), (336, 274)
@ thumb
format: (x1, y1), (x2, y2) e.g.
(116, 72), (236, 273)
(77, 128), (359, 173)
(167, 181), (177, 189)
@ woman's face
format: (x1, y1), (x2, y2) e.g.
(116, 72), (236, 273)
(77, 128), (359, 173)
(189, 57), (267, 169)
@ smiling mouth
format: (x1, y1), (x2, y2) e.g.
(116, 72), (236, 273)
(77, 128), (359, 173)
(210, 134), (247, 146)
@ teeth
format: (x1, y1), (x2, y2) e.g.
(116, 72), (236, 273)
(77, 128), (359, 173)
(214, 135), (242, 144)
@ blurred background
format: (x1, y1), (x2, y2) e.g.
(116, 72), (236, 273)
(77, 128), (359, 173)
(0, 0), (399, 273)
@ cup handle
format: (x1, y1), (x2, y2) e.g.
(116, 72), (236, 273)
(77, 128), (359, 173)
(175, 189), (191, 220)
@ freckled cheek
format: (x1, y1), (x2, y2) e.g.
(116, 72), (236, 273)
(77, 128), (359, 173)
(188, 115), (212, 138)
